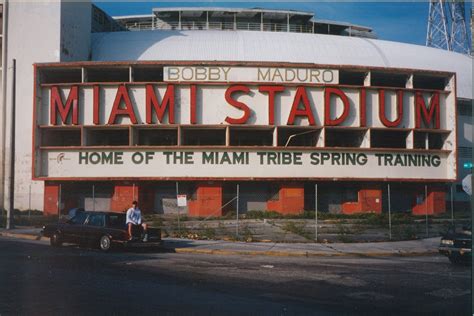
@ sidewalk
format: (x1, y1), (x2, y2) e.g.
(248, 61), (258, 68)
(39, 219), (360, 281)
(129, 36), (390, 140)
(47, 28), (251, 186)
(0, 227), (441, 257)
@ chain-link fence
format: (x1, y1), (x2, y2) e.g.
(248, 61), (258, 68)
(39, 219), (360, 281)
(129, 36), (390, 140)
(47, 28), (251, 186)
(2, 182), (471, 242)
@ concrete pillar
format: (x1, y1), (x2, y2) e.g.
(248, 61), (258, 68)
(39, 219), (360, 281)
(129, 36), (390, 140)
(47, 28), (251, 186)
(188, 182), (222, 217)
(267, 182), (304, 215)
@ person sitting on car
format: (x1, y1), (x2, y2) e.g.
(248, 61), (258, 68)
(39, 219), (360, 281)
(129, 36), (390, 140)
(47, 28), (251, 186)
(126, 201), (148, 242)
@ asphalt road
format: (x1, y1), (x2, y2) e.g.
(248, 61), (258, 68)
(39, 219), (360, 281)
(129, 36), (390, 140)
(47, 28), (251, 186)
(0, 237), (470, 315)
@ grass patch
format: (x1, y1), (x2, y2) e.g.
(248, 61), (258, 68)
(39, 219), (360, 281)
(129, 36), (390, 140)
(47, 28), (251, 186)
(335, 222), (354, 243)
(239, 224), (255, 242)
(198, 223), (217, 240)
(0, 215), (59, 228)
(391, 224), (421, 240)
(281, 221), (313, 240)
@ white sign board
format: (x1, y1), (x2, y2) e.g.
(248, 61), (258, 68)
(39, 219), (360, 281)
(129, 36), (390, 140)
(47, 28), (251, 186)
(177, 194), (187, 207)
(462, 174), (472, 196)
(164, 66), (339, 84)
(41, 149), (450, 180)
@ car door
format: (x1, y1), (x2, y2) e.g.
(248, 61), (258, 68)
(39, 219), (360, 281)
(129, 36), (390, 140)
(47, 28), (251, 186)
(105, 213), (127, 239)
(82, 213), (106, 245)
(64, 211), (88, 243)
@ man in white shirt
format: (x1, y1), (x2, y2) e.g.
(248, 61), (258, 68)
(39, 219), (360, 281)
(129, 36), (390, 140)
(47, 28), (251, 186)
(126, 201), (148, 241)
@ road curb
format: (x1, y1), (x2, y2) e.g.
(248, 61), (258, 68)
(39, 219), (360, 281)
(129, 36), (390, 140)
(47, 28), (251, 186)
(0, 232), (47, 241)
(0, 232), (438, 258)
(173, 247), (437, 258)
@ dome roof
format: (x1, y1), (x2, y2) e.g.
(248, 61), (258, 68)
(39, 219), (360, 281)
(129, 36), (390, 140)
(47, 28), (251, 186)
(92, 30), (472, 99)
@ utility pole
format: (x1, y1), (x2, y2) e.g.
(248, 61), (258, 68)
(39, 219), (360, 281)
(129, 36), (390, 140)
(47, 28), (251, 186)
(6, 58), (16, 229)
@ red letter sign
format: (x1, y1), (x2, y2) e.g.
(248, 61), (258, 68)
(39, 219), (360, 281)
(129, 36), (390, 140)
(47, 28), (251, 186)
(190, 85), (197, 124)
(93, 85), (100, 125)
(50, 86), (79, 125)
(359, 88), (367, 127)
(225, 85), (251, 124)
(324, 87), (349, 126)
(259, 85), (285, 125)
(287, 87), (315, 125)
(108, 85), (138, 124)
(146, 84), (175, 124)
(415, 92), (440, 129)
(379, 89), (404, 127)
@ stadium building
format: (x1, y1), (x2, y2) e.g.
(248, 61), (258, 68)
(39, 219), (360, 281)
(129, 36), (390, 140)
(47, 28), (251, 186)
(0, 2), (472, 217)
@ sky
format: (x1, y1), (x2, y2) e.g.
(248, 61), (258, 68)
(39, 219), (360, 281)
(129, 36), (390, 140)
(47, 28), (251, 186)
(93, 1), (473, 47)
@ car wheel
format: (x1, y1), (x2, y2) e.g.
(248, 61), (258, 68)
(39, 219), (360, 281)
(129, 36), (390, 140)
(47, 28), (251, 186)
(50, 232), (62, 247)
(99, 235), (111, 252)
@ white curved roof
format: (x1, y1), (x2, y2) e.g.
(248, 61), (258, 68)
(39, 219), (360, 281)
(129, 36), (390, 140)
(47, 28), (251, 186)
(91, 30), (473, 99)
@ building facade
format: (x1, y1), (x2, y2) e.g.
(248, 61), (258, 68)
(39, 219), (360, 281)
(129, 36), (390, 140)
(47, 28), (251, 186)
(1, 1), (472, 216)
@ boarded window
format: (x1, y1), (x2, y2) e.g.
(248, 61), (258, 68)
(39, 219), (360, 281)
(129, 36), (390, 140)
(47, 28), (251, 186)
(339, 70), (366, 86)
(371, 129), (408, 149)
(277, 127), (320, 147)
(40, 68), (82, 84)
(413, 74), (447, 90)
(371, 72), (408, 88)
(181, 127), (226, 146)
(41, 128), (81, 147)
(137, 128), (177, 146)
(86, 128), (129, 146)
(133, 67), (164, 82)
(229, 128), (273, 146)
(86, 67), (129, 83)
(325, 129), (366, 148)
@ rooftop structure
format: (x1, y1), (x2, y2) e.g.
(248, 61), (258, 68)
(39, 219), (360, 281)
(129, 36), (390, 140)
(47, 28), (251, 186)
(112, 7), (377, 39)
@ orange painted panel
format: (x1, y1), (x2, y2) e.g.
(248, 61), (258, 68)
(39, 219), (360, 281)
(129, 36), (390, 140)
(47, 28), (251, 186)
(342, 186), (382, 215)
(341, 202), (362, 214)
(44, 182), (60, 216)
(110, 183), (138, 212)
(188, 183), (223, 217)
(412, 188), (446, 215)
(267, 183), (304, 215)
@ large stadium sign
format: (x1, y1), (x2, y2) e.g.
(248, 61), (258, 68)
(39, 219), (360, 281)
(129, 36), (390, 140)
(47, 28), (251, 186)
(45, 149), (447, 179)
(34, 63), (457, 181)
(46, 83), (444, 127)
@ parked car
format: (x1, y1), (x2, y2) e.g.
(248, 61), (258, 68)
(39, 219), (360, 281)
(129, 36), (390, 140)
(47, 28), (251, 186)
(439, 224), (471, 264)
(41, 211), (161, 252)
(67, 207), (84, 219)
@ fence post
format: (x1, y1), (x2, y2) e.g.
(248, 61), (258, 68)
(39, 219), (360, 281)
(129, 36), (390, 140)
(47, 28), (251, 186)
(92, 184), (95, 212)
(28, 184), (32, 222)
(314, 184), (318, 242)
(388, 183), (392, 240)
(58, 183), (62, 222)
(425, 184), (428, 237)
(236, 184), (240, 239)
(450, 183), (454, 223)
(176, 182), (180, 235)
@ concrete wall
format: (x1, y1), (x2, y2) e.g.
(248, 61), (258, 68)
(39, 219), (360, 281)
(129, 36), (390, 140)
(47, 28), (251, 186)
(2, 0), (91, 211)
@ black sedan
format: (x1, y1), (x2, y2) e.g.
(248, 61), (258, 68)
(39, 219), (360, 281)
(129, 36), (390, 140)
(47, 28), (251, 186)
(42, 211), (161, 252)
(439, 224), (471, 264)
